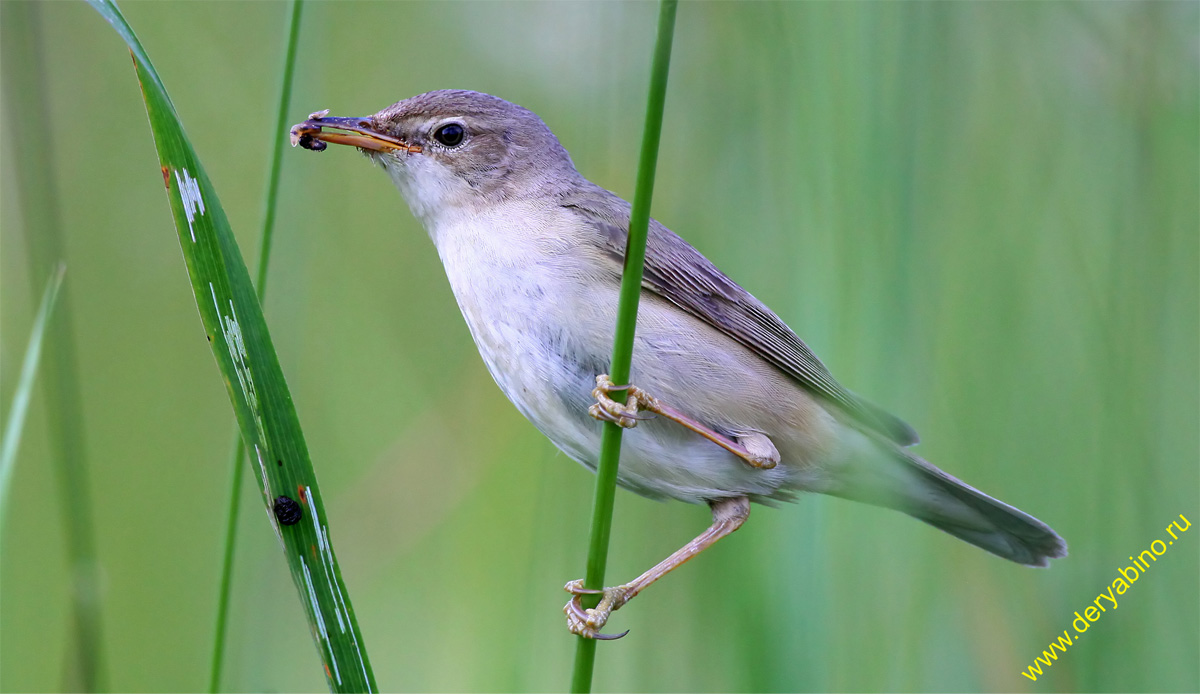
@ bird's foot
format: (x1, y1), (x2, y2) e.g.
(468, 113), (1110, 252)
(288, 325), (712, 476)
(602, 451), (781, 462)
(587, 374), (658, 429)
(563, 579), (632, 640)
(587, 376), (779, 470)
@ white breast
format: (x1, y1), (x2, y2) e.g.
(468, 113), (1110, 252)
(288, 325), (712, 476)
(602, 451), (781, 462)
(430, 201), (600, 455)
(416, 200), (796, 503)
(380, 155), (805, 503)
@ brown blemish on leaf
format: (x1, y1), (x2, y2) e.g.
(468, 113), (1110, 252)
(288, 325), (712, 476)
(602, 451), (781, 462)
(128, 49), (145, 93)
(161, 166), (170, 188)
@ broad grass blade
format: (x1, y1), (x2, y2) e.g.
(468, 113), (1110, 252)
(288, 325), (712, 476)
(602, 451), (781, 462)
(86, 2), (377, 691)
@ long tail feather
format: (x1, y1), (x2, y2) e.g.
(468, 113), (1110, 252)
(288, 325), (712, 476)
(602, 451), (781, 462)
(826, 431), (1067, 566)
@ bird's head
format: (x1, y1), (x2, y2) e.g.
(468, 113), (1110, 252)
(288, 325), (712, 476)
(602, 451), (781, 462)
(291, 90), (581, 225)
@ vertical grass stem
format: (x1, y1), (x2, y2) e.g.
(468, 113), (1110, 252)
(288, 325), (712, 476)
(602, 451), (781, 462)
(570, 1), (678, 691)
(208, 1), (305, 691)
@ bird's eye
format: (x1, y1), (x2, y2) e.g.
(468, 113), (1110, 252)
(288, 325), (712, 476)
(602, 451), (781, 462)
(433, 123), (465, 147)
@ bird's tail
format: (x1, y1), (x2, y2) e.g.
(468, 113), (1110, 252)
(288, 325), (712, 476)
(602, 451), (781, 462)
(824, 430), (1067, 567)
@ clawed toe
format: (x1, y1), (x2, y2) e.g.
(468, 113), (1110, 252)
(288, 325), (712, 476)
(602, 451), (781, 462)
(563, 579), (632, 640)
(588, 374), (645, 429)
(564, 579), (603, 595)
(587, 402), (639, 428)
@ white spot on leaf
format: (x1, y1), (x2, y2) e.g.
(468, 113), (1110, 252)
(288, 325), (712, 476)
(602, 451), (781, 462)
(302, 556), (342, 686)
(253, 444), (270, 500)
(305, 490), (347, 632)
(302, 487), (370, 690)
(209, 283), (265, 443)
(174, 168), (205, 242)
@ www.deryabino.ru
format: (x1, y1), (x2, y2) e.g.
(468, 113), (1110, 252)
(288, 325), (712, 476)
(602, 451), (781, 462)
(1020, 513), (1192, 682)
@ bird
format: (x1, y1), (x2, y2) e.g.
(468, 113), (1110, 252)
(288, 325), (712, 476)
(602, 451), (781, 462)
(290, 89), (1067, 639)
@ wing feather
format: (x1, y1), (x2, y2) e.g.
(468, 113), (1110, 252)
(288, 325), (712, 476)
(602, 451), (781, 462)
(563, 194), (918, 446)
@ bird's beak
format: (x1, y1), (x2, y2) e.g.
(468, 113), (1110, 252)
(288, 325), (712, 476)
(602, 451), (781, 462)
(289, 110), (421, 154)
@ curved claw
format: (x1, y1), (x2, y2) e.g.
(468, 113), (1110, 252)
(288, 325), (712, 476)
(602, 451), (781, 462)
(592, 629), (630, 640)
(588, 405), (656, 424)
(564, 582), (635, 640)
(565, 595), (586, 616)
(618, 411), (657, 422)
(565, 596), (630, 640)
(564, 578), (605, 595)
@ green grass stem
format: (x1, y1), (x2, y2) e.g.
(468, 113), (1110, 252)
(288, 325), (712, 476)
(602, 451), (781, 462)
(0, 4), (104, 689)
(208, 1), (305, 691)
(570, 1), (678, 691)
(0, 264), (65, 541)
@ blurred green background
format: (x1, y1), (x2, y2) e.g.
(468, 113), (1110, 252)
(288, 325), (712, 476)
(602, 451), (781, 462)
(2, 1), (1197, 692)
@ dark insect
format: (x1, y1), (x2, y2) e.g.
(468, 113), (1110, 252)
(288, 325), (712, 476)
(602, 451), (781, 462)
(298, 133), (327, 152)
(273, 495), (303, 525)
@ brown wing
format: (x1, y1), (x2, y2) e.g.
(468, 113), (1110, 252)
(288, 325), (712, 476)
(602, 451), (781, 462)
(563, 196), (919, 446)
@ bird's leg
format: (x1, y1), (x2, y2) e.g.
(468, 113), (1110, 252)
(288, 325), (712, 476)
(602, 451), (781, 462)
(564, 496), (750, 639)
(588, 374), (780, 469)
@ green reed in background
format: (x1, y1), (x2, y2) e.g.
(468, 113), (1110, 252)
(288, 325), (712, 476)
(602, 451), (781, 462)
(209, 2), (306, 691)
(1, 265), (65, 541)
(0, 3), (103, 689)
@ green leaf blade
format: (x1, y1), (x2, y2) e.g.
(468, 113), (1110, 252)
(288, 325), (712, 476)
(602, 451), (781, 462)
(86, 1), (376, 691)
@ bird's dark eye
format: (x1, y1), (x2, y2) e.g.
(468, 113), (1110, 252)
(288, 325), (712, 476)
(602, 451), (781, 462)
(433, 123), (465, 147)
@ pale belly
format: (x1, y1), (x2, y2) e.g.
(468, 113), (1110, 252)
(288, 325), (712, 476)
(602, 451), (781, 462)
(431, 215), (813, 504)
